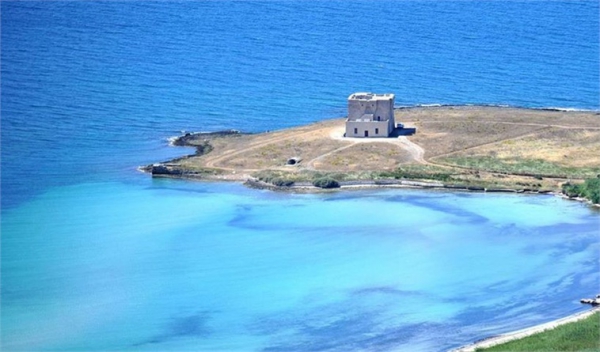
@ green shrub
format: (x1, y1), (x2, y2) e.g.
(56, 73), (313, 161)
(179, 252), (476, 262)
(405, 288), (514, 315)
(272, 178), (294, 187)
(441, 156), (600, 179)
(312, 177), (340, 189)
(380, 168), (453, 182)
(562, 177), (600, 204)
(585, 178), (600, 204)
(562, 183), (583, 198)
(253, 170), (296, 187)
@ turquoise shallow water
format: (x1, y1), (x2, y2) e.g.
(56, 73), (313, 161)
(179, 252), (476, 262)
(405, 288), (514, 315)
(2, 179), (599, 351)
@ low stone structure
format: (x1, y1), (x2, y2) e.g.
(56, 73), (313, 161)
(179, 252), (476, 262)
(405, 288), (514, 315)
(345, 92), (395, 138)
(286, 157), (302, 165)
(580, 294), (600, 306)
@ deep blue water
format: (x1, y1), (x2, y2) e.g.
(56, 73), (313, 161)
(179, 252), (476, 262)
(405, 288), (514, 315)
(1, 1), (599, 351)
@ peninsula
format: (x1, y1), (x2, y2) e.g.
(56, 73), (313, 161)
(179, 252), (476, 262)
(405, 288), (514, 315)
(143, 105), (600, 200)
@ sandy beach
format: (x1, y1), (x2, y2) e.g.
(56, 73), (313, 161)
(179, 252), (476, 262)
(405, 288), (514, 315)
(450, 307), (600, 352)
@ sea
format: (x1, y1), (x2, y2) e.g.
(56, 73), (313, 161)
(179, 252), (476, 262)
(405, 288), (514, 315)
(1, 1), (599, 351)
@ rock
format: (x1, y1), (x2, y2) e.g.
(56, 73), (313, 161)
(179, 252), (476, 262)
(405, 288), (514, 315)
(485, 188), (517, 193)
(151, 164), (182, 176)
(444, 185), (467, 189)
(172, 129), (245, 147)
(374, 179), (402, 185)
(580, 296), (600, 306)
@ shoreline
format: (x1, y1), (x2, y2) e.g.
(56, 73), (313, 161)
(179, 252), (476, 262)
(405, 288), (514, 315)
(450, 307), (600, 352)
(141, 105), (600, 206)
(139, 167), (599, 207)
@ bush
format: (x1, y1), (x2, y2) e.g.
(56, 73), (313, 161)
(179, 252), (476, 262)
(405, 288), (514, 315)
(562, 183), (583, 198)
(585, 178), (600, 204)
(562, 177), (600, 204)
(254, 171), (295, 187)
(380, 168), (453, 182)
(272, 178), (294, 187)
(312, 177), (340, 189)
(441, 156), (600, 179)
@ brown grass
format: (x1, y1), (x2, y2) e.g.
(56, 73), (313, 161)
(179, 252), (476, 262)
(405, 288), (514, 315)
(315, 143), (413, 171)
(162, 106), (600, 188)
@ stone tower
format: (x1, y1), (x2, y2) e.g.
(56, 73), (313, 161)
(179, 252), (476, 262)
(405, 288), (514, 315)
(345, 92), (395, 138)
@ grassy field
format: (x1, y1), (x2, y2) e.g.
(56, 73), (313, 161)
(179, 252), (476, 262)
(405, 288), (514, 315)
(475, 312), (600, 352)
(437, 155), (600, 179)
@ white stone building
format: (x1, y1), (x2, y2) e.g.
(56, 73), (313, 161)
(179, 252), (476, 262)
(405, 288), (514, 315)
(345, 92), (395, 138)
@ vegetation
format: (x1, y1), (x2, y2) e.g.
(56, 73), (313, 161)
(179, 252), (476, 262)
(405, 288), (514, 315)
(311, 171), (376, 182)
(250, 165), (561, 191)
(379, 164), (455, 182)
(169, 162), (224, 176)
(562, 177), (600, 204)
(159, 107), (600, 194)
(252, 171), (345, 189)
(253, 170), (302, 187)
(475, 312), (600, 352)
(312, 177), (340, 189)
(172, 138), (214, 156)
(439, 156), (600, 179)
(188, 167), (223, 176)
(194, 141), (214, 156)
(253, 170), (376, 188)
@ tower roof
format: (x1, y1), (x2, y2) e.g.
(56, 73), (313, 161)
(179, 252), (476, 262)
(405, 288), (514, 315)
(348, 92), (394, 101)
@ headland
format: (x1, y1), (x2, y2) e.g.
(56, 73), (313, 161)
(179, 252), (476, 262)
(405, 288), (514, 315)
(142, 106), (600, 202)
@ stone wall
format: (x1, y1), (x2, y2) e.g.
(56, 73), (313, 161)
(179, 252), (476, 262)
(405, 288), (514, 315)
(345, 120), (391, 138)
(346, 93), (395, 138)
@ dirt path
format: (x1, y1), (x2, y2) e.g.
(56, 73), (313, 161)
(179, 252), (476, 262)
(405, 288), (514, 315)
(450, 307), (600, 352)
(206, 125), (430, 172)
(305, 143), (356, 170)
(397, 136), (426, 164)
(328, 126), (428, 164)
